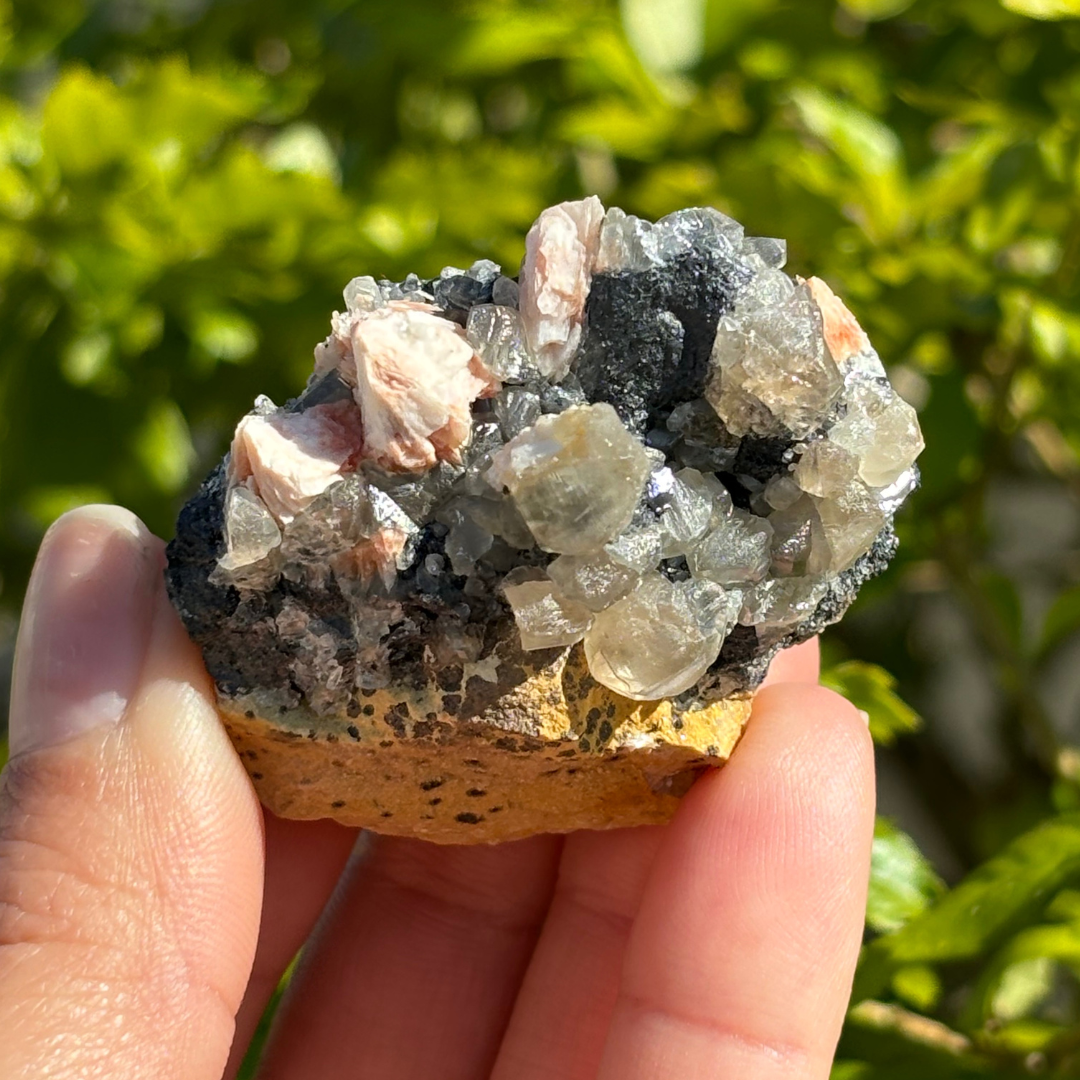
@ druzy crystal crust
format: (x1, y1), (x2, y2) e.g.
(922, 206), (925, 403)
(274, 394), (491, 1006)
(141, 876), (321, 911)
(167, 198), (923, 710)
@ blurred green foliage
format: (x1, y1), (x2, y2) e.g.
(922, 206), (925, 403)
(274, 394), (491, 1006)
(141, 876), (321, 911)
(5, 0), (1080, 1074)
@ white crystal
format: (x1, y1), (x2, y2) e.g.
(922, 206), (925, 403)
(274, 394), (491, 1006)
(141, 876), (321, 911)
(595, 207), (663, 273)
(707, 272), (843, 438)
(547, 551), (640, 612)
(518, 196), (604, 379)
(503, 578), (593, 650)
(486, 403), (651, 555)
(687, 508), (774, 585)
(583, 573), (728, 700)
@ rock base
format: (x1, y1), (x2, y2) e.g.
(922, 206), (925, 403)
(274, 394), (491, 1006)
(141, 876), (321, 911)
(221, 644), (752, 844)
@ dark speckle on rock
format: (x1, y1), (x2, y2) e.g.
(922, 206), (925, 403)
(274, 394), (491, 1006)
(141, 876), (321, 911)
(455, 812), (483, 824)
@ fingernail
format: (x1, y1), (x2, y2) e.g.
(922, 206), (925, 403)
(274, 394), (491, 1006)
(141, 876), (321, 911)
(9, 505), (159, 756)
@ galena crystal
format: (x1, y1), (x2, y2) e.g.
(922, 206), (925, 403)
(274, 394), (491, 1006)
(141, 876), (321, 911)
(171, 194), (923, 717)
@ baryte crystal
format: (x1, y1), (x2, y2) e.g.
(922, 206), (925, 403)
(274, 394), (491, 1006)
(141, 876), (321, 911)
(547, 551), (640, 612)
(793, 438), (859, 498)
(228, 401), (364, 524)
(216, 485), (282, 578)
(351, 304), (500, 471)
(583, 573), (729, 700)
(687, 508), (774, 586)
(518, 196), (604, 379)
(805, 276), (869, 366)
(503, 578), (593, 650)
(466, 304), (537, 384)
(486, 403), (650, 555)
(827, 381), (925, 489)
(707, 271), (843, 438)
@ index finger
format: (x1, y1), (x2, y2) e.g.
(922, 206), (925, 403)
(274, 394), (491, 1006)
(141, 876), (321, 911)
(596, 682), (874, 1080)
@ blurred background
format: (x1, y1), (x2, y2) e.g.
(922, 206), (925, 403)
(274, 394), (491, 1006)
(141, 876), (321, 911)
(3, 0), (1080, 1074)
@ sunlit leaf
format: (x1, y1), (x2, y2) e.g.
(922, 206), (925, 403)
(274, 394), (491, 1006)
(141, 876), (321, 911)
(1001, 0), (1080, 18)
(868, 819), (946, 934)
(855, 814), (1080, 1002)
(134, 399), (196, 495)
(821, 661), (921, 747)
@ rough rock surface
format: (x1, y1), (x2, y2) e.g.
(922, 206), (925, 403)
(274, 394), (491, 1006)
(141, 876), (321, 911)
(166, 197), (922, 843)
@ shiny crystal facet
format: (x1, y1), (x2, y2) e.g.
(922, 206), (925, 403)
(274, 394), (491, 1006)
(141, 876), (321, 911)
(707, 271), (843, 438)
(466, 304), (537, 384)
(218, 486), (281, 571)
(503, 579), (594, 650)
(583, 573), (730, 700)
(828, 381), (925, 489)
(486, 403), (651, 555)
(546, 551), (641, 612)
(687, 508), (774, 585)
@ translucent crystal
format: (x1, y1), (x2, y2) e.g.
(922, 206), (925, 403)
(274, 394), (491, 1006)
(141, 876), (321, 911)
(827, 381), (925, 489)
(344, 275), (385, 314)
(218, 486), (282, 573)
(491, 275), (520, 308)
(443, 494), (534, 551)
(658, 468), (723, 557)
(605, 505), (667, 571)
(547, 551), (640, 612)
(583, 573), (729, 700)
(764, 473), (803, 511)
(707, 272), (843, 438)
(465, 304), (537, 383)
(493, 386), (542, 438)
(740, 575), (828, 629)
(595, 207), (663, 273)
(768, 494), (830, 577)
(742, 236), (787, 269)
(814, 477), (888, 574)
(486, 403), (651, 555)
(281, 473), (373, 560)
(666, 399), (741, 472)
(793, 438), (859, 498)
(503, 579), (594, 650)
(443, 509), (495, 576)
(654, 207), (745, 260)
(687, 508), (774, 586)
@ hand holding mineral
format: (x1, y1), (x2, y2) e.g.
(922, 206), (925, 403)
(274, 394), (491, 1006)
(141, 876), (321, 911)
(0, 504), (873, 1079)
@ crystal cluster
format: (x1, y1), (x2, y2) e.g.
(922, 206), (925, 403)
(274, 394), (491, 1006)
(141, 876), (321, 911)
(168, 198), (923, 713)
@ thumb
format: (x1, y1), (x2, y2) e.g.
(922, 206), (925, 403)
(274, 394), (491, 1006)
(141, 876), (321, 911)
(1, 505), (263, 1080)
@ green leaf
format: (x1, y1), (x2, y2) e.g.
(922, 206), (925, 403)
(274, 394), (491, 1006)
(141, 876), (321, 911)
(621, 0), (705, 76)
(854, 814), (1080, 1003)
(868, 819), (946, 934)
(840, 0), (916, 19)
(1001, 0), (1080, 18)
(1038, 583), (1080, 656)
(821, 661), (921, 747)
(42, 66), (132, 175)
(133, 400), (196, 495)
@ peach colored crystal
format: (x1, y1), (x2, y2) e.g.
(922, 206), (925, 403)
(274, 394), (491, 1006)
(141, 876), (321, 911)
(806, 276), (870, 365)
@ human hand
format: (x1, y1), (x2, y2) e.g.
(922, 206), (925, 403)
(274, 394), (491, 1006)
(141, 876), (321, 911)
(1, 505), (874, 1079)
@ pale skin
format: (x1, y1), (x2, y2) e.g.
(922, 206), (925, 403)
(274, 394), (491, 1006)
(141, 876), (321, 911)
(1, 505), (875, 1079)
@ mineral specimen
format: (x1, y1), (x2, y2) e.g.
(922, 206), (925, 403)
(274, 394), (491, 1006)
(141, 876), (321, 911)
(167, 195), (923, 843)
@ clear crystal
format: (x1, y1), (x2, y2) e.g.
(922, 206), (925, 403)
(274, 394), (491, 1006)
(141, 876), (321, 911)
(547, 551), (640, 612)
(793, 438), (859, 498)
(813, 476), (888, 574)
(605, 505), (667, 571)
(466, 304), (537, 383)
(768, 494), (830, 577)
(583, 573), (728, 700)
(707, 274), (843, 438)
(828, 380), (925, 489)
(742, 235), (787, 268)
(687, 508), (774, 585)
(344, 275), (385, 313)
(503, 578), (594, 650)
(219, 486), (282, 568)
(660, 467), (725, 555)
(493, 386), (543, 438)
(595, 207), (663, 273)
(486, 403), (651, 555)
(740, 575), (828, 630)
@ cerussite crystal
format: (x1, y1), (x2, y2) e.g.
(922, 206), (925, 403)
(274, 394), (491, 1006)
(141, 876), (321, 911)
(168, 194), (922, 727)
